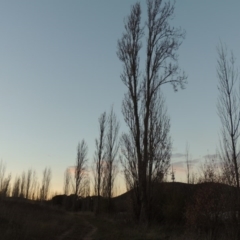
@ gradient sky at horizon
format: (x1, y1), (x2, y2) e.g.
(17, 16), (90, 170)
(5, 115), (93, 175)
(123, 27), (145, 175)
(0, 0), (240, 194)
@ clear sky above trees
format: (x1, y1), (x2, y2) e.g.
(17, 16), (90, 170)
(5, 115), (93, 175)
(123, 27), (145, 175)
(0, 0), (239, 192)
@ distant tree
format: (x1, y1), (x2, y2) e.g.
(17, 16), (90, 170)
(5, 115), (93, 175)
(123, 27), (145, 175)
(217, 43), (240, 210)
(30, 170), (38, 200)
(189, 172), (198, 184)
(35, 182), (41, 200)
(82, 174), (90, 197)
(12, 176), (21, 198)
(104, 106), (120, 211)
(63, 168), (71, 195)
(40, 167), (52, 201)
(0, 160), (11, 197)
(25, 169), (33, 199)
(93, 112), (106, 214)
(185, 144), (199, 185)
(0, 160), (6, 191)
(171, 165), (175, 182)
(117, 0), (186, 224)
(74, 140), (88, 197)
(20, 171), (26, 198)
(198, 155), (220, 183)
(185, 143), (190, 184)
(1, 175), (11, 197)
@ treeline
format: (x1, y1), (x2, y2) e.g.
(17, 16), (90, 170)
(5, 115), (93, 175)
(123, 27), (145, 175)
(0, 107), (121, 208)
(61, 106), (120, 213)
(0, 161), (51, 201)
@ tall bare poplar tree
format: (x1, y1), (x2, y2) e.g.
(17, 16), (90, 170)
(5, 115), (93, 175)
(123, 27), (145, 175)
(20, 171), (26, 198)
(104, 107), (119, 211)
(63, 168), (71, 195)
(40, 167), (52, 201)
(217, 43), (240, 213)
(185, 143), (190, 184)
(121, 92), (171, 220)
(0, 160), (11, 197)
(93, 112), (106, 214)
(30, 170), (38, 200)
(12, 176), (21, 198)
(26, 169), (33, 199)
(75, 140), (88, 197)
(117, 0), (186, 224)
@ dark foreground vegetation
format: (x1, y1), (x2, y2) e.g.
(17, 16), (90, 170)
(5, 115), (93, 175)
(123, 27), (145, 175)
(50, 182), (240, 240)
(0, 197), (91, 240)
(1, 181), (240, 239)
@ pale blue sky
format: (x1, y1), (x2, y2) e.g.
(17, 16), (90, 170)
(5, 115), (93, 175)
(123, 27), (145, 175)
(0, 1), (240, 192)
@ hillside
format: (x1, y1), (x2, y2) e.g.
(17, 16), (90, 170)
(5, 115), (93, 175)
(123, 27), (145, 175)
(112, 182), (237, 222)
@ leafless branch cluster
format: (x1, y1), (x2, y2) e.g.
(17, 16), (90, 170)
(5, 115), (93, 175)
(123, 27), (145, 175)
(198, 155), (221, 183)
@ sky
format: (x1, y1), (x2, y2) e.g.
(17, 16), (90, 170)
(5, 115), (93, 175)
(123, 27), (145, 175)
(0, 0), (240, 194)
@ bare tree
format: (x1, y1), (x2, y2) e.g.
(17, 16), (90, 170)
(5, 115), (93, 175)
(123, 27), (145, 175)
(25, 169), (33, 199)
(120, 90), (172, 221)
(93, 112), (106, 214)
(198, 154), (221, 183)
(20, 171), (26, 198)
(0, 160), (11, 197)
(13, 170), (33, 199)
(120, 133), (139, 191)
(1, 175), (11, 198)
(171, 165), (175, 182)
(63, 168), (71, 195)
(36, 182), (41, 200)
(12, 176), (21, 198)
(30, 170), (38, 200)
(217, 43), (240, 211)
(82, 174), (90, 197)
(185, 143), (190, 184)
(104, 107), (120, 211)
(189, 171), (197, 184)
(40, 167), (52, 201)
(0, 160), (6, 191)
(146, 93), (171, 182)
(75, 140), (88, 197)
(117, 0), (186, 223)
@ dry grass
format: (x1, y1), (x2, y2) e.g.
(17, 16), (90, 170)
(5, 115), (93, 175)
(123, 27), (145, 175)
(82, 212), (184, 240)
(0, 198), (90, 240)
(82, 212), (240, 240)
